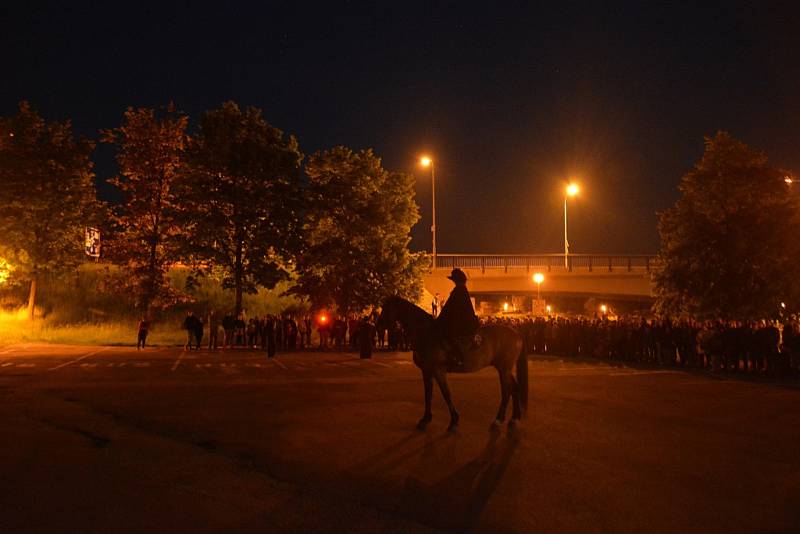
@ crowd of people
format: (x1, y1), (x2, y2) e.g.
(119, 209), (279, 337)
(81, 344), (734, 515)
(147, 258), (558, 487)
(136, 304), (800, 378)
(135, 309), (381, 359)
(487, 315), (800, 376)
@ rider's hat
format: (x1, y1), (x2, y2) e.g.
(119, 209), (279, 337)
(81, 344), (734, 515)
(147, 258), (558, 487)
(447, 268), (467, 284)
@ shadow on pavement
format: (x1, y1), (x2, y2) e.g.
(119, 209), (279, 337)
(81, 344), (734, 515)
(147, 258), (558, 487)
(397, 430), (521, 531)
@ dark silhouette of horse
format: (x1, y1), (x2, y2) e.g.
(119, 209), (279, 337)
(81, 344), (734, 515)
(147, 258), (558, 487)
(378, 296), (528, 431)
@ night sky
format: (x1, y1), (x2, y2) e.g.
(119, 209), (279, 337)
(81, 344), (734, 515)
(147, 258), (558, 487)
(4, 2), (800, 254)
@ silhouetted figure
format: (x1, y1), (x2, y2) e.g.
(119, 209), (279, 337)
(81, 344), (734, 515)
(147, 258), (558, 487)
(266, 315), (277, 358)
(436, 268), (480, 370)
(183, 311), (201, 351)
(359, 316), (375, 359)
(432, 292), (441, 317)
(222, 312), (235, 349)
(137, 317), (149, 350)
(207, 310), (219, 350)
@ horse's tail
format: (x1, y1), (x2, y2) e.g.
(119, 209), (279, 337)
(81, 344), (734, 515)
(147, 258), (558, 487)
(516, 341), (529, 414)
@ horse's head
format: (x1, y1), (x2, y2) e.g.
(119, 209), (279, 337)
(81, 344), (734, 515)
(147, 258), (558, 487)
(377, 296), (403, 331)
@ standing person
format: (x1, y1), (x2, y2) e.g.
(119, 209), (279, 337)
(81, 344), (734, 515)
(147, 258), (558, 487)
(207, 310), (219, 350)
(349, 316), (360, 350)
(303, 315), (312, 348)
(136, 316), (150, 350)
(287, 315), (298, 350)
(359, 316), (375, 359)
(297, 316), (307, 349)
(222, 312), (235, 349)
(183, 311), (197, 351)
(266, 315), (277, 358)
(318, 314), (330, 349)
(194, 314), (204, 350)
(234, 313), (246, 348)
(432, 293), (441, 317)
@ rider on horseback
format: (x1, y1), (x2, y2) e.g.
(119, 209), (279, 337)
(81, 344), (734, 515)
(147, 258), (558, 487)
(436, 268), (480, 370)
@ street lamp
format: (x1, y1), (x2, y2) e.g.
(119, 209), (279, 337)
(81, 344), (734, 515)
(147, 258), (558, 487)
(532, 272), (544, 300)
(600, 304), (608, 315)
(564, 183), (579, 268)
(420, 156), (437, 269)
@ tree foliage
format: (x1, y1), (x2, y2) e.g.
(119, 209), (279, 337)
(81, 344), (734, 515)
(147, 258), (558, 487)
(180, 102), (303, 315)
(654, 132), (800, 320)
(0, 102), (98, 317)
(102, 105), (188, 313)
(293, 146), (428, 313)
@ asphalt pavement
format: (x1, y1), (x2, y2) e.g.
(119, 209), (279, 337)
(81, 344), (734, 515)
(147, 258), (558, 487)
(0, 344), (798, 533)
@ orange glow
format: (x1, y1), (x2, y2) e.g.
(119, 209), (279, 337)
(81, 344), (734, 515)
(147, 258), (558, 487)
(0, 257), (11, 285)
(600, 304), (608, 314)
(785, 176), (794, 184)
(420, 156), (432, 167)
(318, 314), (328, 324)
(566, 183), (579, 197)
(532, 272), (544, 284)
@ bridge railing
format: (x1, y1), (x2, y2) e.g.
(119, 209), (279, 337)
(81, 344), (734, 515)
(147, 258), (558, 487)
(433, 254), (656, 273)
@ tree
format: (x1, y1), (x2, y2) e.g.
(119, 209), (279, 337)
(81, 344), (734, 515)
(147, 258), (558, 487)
(180, 102), (303, 315)
(293, 146), (428, 314)
(0, 102), (98, 318)
(654, 132), (800, 320)
(102, 105), (188, 314)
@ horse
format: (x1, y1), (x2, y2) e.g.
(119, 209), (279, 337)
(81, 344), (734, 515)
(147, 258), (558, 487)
(377, 296), (528, 432)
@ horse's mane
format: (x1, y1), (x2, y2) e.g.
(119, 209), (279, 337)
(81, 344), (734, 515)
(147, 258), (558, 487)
(384, 296), (434, 324)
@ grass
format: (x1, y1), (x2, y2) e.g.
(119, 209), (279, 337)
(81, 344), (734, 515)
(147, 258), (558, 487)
(0, 309), (187, 347)
(0, 263), (309, 347)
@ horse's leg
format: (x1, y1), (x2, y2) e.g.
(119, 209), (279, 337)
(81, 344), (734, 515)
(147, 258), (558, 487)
(417, 370), (433, 430)
(493, 369), (512, 429)
(434, 370), (460, 431)
(510, 374), (522, 422)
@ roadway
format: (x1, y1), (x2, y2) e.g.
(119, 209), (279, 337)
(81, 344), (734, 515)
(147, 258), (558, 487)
(0, 344), (798, 533)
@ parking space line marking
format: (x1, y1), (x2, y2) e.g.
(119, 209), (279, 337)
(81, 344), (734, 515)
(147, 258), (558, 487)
(0, 344), (30, 355)
(171, 351), (187, 371)
(609, 370), (683, 376)
(48, 348), (109, 371)
(270, 358), (288, 370)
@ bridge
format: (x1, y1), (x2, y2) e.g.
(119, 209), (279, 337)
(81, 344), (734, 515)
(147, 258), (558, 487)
(422, 254), (657, 315)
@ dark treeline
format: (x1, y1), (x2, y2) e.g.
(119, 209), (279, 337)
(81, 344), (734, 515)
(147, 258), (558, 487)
(0, 101), (428, 319)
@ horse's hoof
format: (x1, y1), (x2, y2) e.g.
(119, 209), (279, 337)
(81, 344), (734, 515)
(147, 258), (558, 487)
(490, 419), (503, 431)
(416, 417), (431, 430)
(447, 413), (460, 432)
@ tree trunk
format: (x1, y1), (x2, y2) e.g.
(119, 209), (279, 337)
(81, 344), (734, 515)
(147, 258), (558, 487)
(27, 271), (38, 320)
(234, 239), (243, 317)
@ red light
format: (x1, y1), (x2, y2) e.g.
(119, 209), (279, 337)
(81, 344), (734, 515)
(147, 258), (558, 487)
(319, 314), (328, 323)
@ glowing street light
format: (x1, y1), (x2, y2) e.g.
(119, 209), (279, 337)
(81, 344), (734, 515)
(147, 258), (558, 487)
(532, 272), (544, 299)
(420, 156), (437, 269)
(503, 302), (509, 312)
(785, 176), (794, 185)
(546, 304), (552, 314)
(600, 304), (608, 315)
(564, 182), (580, 268)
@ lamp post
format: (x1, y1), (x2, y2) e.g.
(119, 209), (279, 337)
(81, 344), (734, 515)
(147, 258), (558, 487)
(532, 272), (544, 300)
(564, 183), (579, 268)
(420, 156), (437, 269)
